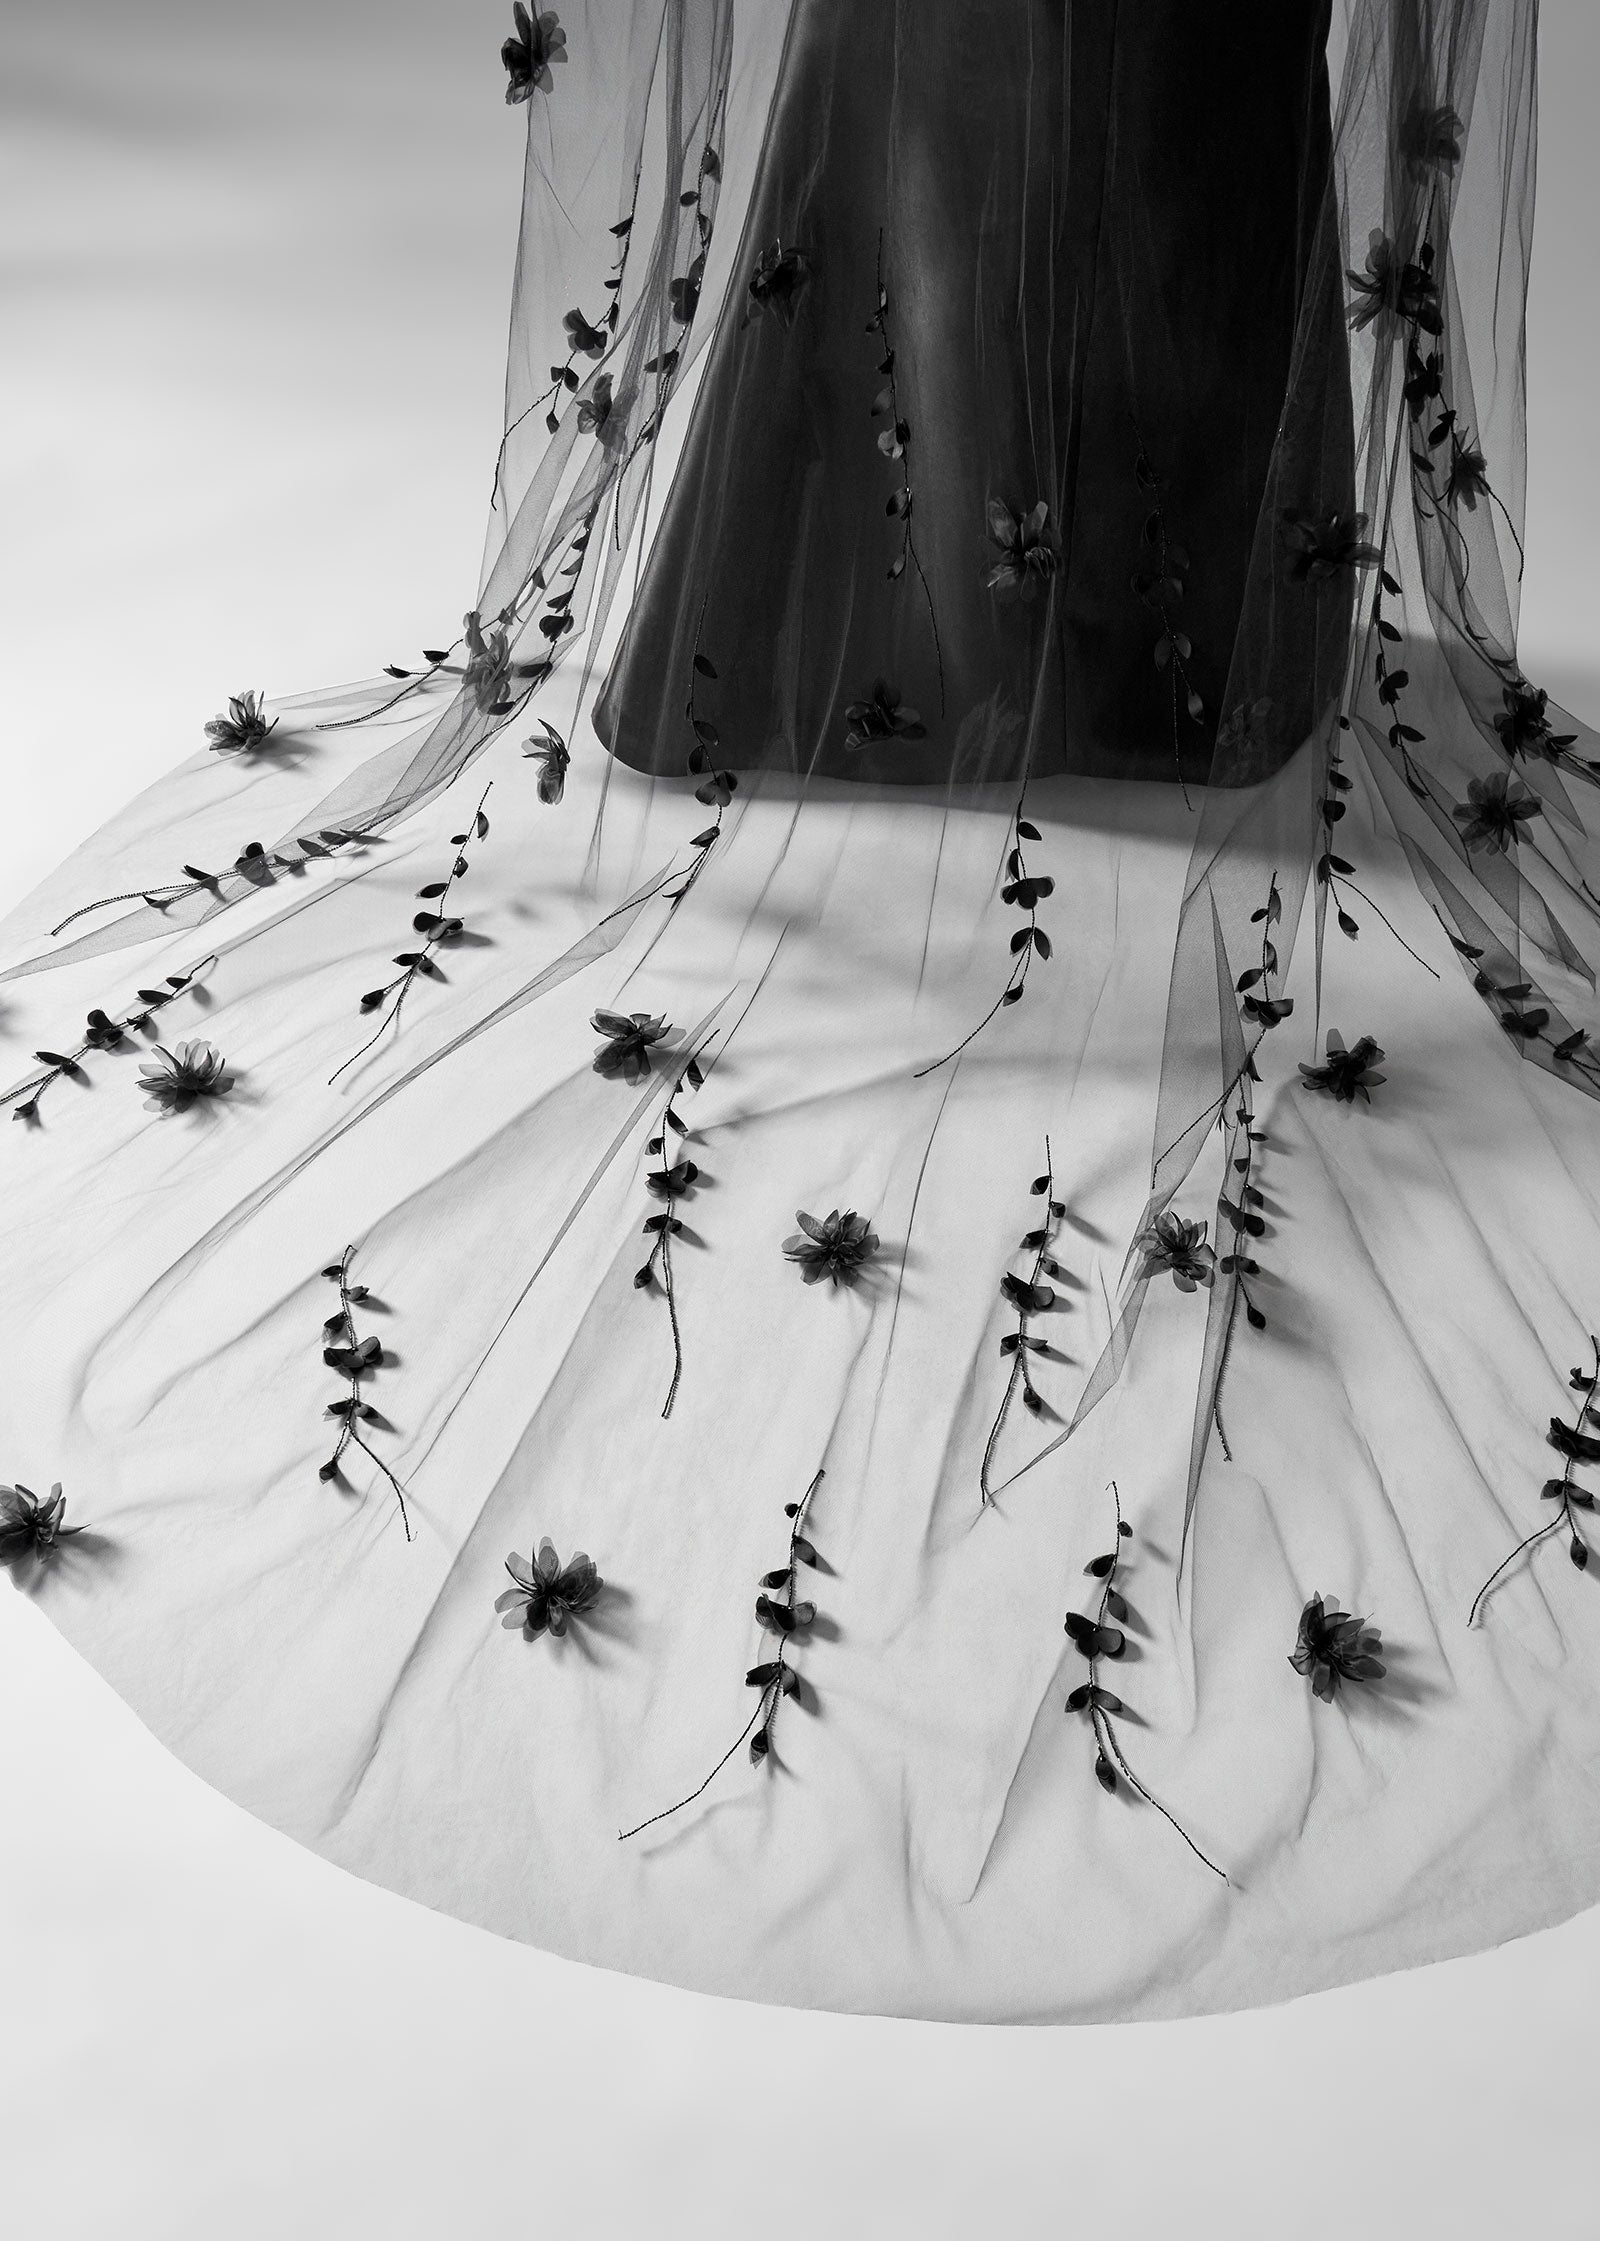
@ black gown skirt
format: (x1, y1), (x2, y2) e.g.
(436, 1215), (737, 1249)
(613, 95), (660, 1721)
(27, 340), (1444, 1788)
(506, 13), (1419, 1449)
(594, 0), (1349, 791)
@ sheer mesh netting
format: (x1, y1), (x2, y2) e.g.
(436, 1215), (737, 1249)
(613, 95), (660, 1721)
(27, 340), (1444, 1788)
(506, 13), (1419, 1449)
(5, 0), (1600, 2024)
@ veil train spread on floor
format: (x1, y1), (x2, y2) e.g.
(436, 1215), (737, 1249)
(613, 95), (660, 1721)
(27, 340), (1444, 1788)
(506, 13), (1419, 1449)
(6, 0), (1600, 2022)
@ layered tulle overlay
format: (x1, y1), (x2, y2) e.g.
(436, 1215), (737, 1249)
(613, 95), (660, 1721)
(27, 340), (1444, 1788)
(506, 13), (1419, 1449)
(6, 0), (1600, 2022)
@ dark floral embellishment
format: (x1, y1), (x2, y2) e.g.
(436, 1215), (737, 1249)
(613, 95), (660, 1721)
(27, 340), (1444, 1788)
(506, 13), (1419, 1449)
(982, 1145), (1071, 1496)
(317, 1246), (411, 1537)
(1495, 681), (1577, 766)
(620, 1469), (824, 1839)
(1346, 229), (1442, 335)
(591, 1009), (674, 1085)
(496, 1538), (601, 1639)
(1442, 433), (1491, 513)
(1298, 1030), (1387, 1104)
(784, 1208), (880, 1288)
(634, 1043), (711, 1418)
(574, 371), (614, 440)
(1215, 697), (1276, 761)
(561, 306), (607, 360)
(1471, 1337), (1600, 1621)
(138, 1040), (234, 1114)
(334, 788), (488, 1083)
(843, 679), (925, 752)
(984, 500), (1061, 602)
(1281, 507), (1383, 586)
(668, 269), (702, 326)
(1452, 769), (1540, 854)
(461, 610), (514, 714)
(1064, 1486), (1226, 1877)
(204, 689), (277, 756)
(522, 720), (570, 805)
(1133, 1212), (1215, 1293)
(1400, 94), (1463, 177)
(0, 1482), (81, 1568)
(745, 241), (810, 328)
(1290, 1593), (1386, 1703)
(502, 6), (567, 102)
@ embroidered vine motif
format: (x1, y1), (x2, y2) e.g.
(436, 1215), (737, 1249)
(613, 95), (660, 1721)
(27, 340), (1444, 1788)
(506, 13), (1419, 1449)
(1445, 936), (1600, 1088)
(783, 1209), (879, 1288)
(619, 1467), (824, 1840)
(497, 1539), (601, 1637)
(981, 1144), (1070, 1502)
(1290, 1593), (1386, 1700)
(1131, 444), (1208, 799)
(743, 241), (810, 329)
(0, 1481), (83, 1569)
(3, 958), (215, 1125)
(1298, 1030), (1386, 1103)
(501, 6), (567, 102)
(634, 1044), (709, 1418)
(669, 134), (724, 333)
(317, 1246), (412, 1539)
(914, 806), (1054, 1077)
(681, 636), (739, 834)
(331, 785), (491, 1085)
(522, 719), (570, 805)
(204, 689), (277, 756)
(1470, 1336), (1600, 1622)
(866, 234), (943, 708)
(1064, 1485), (1226, 1878)
(47, 829), (367, 939)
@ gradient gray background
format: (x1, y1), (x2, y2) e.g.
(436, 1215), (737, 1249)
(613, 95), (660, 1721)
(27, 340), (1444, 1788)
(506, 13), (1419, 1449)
(3, 5), (1598, 2234)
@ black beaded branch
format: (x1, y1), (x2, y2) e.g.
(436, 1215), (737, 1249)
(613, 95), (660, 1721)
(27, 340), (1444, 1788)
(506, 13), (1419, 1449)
(1, 955), (215, 1124)
(668, 628), (738, 907)
(1130, 440), (1206, 806)
(868, 233), (944, 711)
(331, 783), (492, 1084)
(980, 1141), (1069, 1504)
(915, 804), (1054, 1077)
(48, 828), (367, 938)
(633, 1044), (710, 1418)
(618, 1467), (823, 1841)
(1064, 1483), (1227, 1879)
(317, 1245), (412, 1540)
(1469, 1335), (1600, 1623)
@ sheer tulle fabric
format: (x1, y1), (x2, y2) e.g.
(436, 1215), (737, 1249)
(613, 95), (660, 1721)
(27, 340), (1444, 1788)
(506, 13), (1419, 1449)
(4, 0), (1600, 2023)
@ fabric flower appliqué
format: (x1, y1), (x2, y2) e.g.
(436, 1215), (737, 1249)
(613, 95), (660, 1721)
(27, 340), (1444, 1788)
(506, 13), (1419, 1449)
(138, 1041), (235, 1114)
(1297, 1030), (1386, 1104)
(461, 609), (513, 713)
(783, 1208), (880, 1288)
(746, 243), (811, 328)
(985, 500), (1062, 602)
(1346, 229), (1442, 335)
(204, 689), (277, 756)
(496, 1538), (601, 1638)
(1452, 769), (1540, 853)
(523, 720), (569, 805)
(1133, 1212), (1216, 1292)
(591, 1010), (673, 1084)
(843, 680), (926, 752)
(0, 1482), (80, 1569)
(1290, 1593), (1385, 1703)
(502, 6), (567, 102)
(1281, 508), (1383, 586)
(1495, 682), (1576, 765)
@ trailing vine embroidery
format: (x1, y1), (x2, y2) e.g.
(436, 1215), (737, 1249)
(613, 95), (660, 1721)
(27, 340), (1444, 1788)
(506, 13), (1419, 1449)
(1131, 441), (1207, 802)
(317, 1246), (412, 1540)
(1470, 1334), (1600, 1622)
(48, 829), (367, 939)
(331, 784), (491, 1084)
(1063, 1484), (1226, 1879)
(866, 234), (943, 710)
(633, 1043), (709, 1418)
(981, 1143), (1070, 1503)
(914, 805), (1053, 1077)
(619, 1468), (823, 1840)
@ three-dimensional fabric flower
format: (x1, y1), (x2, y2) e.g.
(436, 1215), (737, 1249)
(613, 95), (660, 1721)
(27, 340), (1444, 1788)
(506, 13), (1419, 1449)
(562, 306), (608, 359)
(0, 1482), (79, 1567)
(1281, 508), (1383, 585)
(1290, 1594), (1385, 1702)
(1346, 230), (1442, 334)
(1298, 1030), (1387, 1104)
(138, 1041), (234, 1113)
(1452, 769), (1540, 853)
(746, 243), (810, 327)
(502, 6), (566, 102)
(496, 1538), (601, 1638)
(204, 689), (277, 756)
(783, 1208), (880, 1288)
(985, 500), (1061, 601)
(1495, 683), (1574, 764)
(1133, 1212), (1216, 1292)
(843, 681), (926, 752)
(523, 723), (569, 805)
(590, 1010), (673, 1084)
(461, 610), (512, 713)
